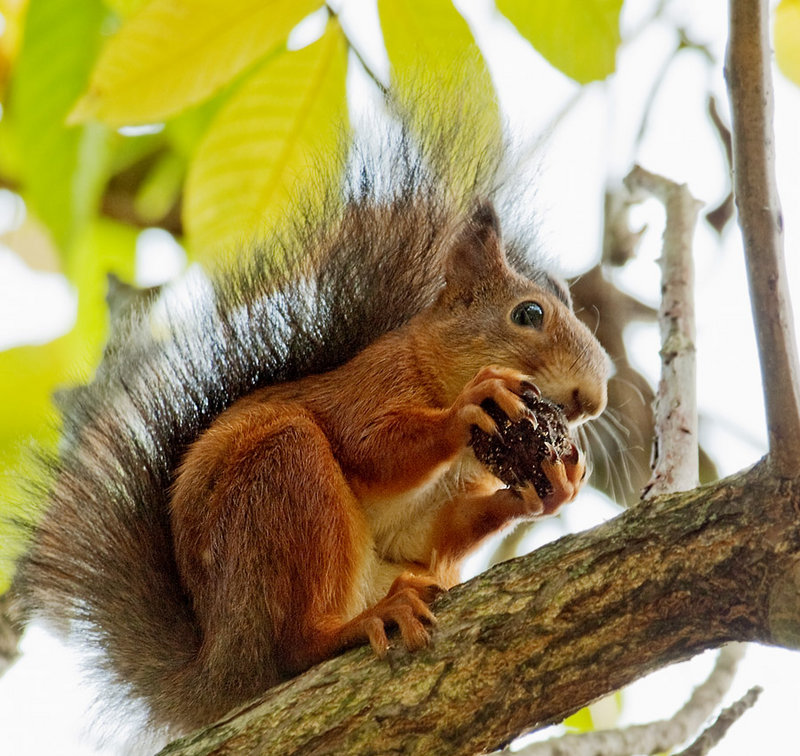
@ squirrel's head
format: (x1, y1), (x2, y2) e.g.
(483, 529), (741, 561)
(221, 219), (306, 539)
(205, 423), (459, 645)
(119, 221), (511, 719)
(426, 201), (610, 426)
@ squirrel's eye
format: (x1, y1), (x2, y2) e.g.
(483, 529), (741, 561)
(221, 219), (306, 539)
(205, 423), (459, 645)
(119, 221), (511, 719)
(511, 301), (544, 328)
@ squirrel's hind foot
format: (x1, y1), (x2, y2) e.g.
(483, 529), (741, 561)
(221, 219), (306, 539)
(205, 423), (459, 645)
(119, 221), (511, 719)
(337, 572), (445, 659)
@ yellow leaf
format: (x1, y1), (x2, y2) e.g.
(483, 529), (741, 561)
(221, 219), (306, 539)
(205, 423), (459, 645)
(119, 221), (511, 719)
(776, 0), (800, 87)
(184, 16), (348, 259)
(69, 0), (324, 126)
(496, 0), (622, 84)
(378, 0), (501, 198)
(379, 0), (497, 109)
(103, 0), (147, 16)
(564, 705), (594, 733)
(0, 0), (28, 96)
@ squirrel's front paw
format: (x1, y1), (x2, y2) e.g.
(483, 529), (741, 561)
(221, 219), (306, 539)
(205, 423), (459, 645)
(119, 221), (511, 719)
(539, 443), (586, 514)
(469, 385), (583, 505)
(492, 442), (585, 519)
(451, 365), (537, 437)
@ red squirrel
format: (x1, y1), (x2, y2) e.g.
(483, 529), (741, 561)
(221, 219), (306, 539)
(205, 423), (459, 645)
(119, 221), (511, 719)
(14, 135), (609, 738)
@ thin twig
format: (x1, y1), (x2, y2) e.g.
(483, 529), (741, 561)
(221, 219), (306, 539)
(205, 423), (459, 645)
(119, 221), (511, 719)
(708, 95), (733, 169)
(725, 0), (800, 477)
(601, 186), (646, 267)
(632, 29), (715, 154)
(517, 644), (747, 756)
(624, 165), (702, 498)
(326, 3), (389, 97)
(674, 685), (762, 756)
(705, 95), (735, 235)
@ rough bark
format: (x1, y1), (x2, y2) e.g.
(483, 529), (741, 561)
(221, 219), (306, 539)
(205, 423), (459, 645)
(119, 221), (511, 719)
(160, 460), (800, 756)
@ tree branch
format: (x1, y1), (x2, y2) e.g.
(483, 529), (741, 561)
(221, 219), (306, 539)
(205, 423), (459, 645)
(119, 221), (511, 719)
(674, 685), (762, 756)
(159, 462), (800, 756)
(625, 166), (701, 497)
(725, 0), (800, 476)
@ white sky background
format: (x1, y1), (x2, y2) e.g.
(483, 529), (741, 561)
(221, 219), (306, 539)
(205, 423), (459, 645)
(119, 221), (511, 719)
(2, 0), (800, 753)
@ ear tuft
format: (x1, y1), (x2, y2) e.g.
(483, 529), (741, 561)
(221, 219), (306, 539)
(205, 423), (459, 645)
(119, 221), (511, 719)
(442, 199), (507, 302)
(469, 199), (501, 241)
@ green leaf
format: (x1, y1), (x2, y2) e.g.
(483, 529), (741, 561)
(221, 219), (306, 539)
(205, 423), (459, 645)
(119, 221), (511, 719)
(70, 0), (325, 126)
(10, 0), (112, 247)
(776, 0), (800, 87)
(102, 0), (147, 17)
(0, 117), (24, 187)
(184, 16), (348, 259)
(496, 0), (622, 83)
(64, 218), (140, 356)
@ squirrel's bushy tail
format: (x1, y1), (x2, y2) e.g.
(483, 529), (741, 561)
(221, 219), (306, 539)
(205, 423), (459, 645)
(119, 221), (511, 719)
(13, 117), (549, 735)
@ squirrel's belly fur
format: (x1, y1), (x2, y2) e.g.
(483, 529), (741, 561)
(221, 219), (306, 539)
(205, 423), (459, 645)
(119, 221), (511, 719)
(12, 115), (610, 741)
(361, 450), (495, 566)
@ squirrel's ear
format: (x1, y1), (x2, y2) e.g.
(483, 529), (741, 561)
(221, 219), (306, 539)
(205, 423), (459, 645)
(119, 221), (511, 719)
(443, 200), (507, 298)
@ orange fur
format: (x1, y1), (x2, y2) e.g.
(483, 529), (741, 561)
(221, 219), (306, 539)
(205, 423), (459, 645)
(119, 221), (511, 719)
(170, 203), (610, 681)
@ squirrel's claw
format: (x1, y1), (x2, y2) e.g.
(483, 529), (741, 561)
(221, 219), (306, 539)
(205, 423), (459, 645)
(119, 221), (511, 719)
(540, 446), (586, 514)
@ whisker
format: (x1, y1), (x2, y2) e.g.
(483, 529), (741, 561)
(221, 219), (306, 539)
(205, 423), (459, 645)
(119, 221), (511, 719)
(580, 409), (652, 504)
(610, 375), (651, 407)
(568, 340), (593, 373)
(603, 407), (635, 437)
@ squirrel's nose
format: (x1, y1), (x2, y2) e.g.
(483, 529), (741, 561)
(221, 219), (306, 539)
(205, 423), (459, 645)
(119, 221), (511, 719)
(564, 384), (607, 424)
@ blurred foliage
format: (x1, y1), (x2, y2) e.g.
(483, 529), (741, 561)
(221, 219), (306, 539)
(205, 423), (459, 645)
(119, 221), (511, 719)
(0, 0), (625, 593)
(564, 691), (623, 733)
(776, 0), (800, 86)
(11, 0), (110, 248)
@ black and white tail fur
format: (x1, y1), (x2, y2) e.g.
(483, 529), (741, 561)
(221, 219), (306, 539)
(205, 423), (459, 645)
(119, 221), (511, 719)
(12, 116), (561, 743)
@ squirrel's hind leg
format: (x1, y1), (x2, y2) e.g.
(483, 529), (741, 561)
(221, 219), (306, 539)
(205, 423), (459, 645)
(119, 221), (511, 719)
(171, 408), (372, 687)
(172, 405), (438, 693)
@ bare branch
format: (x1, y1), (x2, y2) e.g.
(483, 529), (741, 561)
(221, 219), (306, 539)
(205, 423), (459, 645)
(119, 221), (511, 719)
(517, 644), (745, 756)
(705, 96), (735, 235)
(725, 0), (800, 476)
(625, 165), (702, 497)
(674, 685), (762, 756)
(602, 187), (646, 267)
